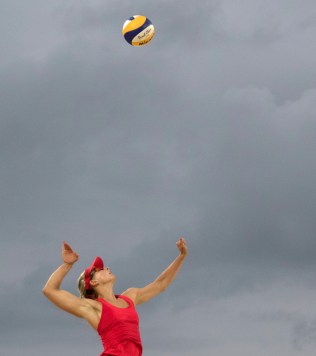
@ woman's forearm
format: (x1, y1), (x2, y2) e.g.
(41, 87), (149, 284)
(42, 263), (73, 293)
(155, 254), (186, 290)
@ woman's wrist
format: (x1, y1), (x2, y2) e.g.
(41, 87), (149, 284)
(178, 253), (187, 260)
(62, 262), (74, 269)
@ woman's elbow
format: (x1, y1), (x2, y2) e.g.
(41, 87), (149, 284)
(42, 286), (55, 298)
(42, 286), (49, 296)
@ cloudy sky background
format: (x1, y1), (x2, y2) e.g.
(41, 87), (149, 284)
(1, 0), (316, 355)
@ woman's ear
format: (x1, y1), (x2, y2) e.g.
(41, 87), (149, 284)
(90, 279), (99, 288)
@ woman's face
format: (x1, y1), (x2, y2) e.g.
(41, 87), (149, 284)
(92, 267), (115, 284)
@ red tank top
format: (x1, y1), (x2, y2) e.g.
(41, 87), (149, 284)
(97, 295), (142, 355)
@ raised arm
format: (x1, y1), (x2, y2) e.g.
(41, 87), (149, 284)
(124, 237), (188, 305)
(42, 242), (93, 319)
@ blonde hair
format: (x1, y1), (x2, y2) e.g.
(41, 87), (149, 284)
(77, 270), (98, 299)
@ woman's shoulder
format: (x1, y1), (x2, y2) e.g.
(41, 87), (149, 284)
(83, 297), (102, 311)
(120, 288), (138, 305)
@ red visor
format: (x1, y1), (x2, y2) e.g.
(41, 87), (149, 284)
(84, 256), (104, 292)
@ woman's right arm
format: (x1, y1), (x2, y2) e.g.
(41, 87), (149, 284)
(42, 242), (91, 318)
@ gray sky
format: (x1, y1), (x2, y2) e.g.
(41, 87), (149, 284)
(1, 0), (316, 355)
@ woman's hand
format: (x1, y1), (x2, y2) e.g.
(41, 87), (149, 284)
(176, 237), (188, 257)
(62, 241), (79, 265)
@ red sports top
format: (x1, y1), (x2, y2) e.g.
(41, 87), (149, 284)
(97, 295), (143, 356)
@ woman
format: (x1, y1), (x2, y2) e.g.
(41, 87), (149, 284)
(42, 237), (188, 356)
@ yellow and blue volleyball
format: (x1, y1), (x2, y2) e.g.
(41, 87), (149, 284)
(122, 15), (155, 46)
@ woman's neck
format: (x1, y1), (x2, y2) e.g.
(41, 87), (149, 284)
(97, 285), (116, 301)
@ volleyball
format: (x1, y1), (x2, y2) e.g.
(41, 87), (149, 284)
(122, 15), (155, 46)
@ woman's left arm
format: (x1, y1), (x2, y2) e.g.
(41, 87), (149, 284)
(123, 237), (188, 305)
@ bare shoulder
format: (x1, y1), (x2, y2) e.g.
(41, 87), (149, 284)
(83, 297), (102, 311)
(81, 298), (104, 320)
(80, 298), (102, 330)
(121, 288), (139, 304)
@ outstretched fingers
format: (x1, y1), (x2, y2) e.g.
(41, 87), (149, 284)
(62, 241), (79, 264)
(63, 241), (73, 252)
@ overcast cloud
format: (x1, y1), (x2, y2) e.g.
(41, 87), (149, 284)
(1, 0), (316, 355)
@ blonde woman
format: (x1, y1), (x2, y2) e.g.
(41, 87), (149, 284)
(42, 237), (188, 356)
